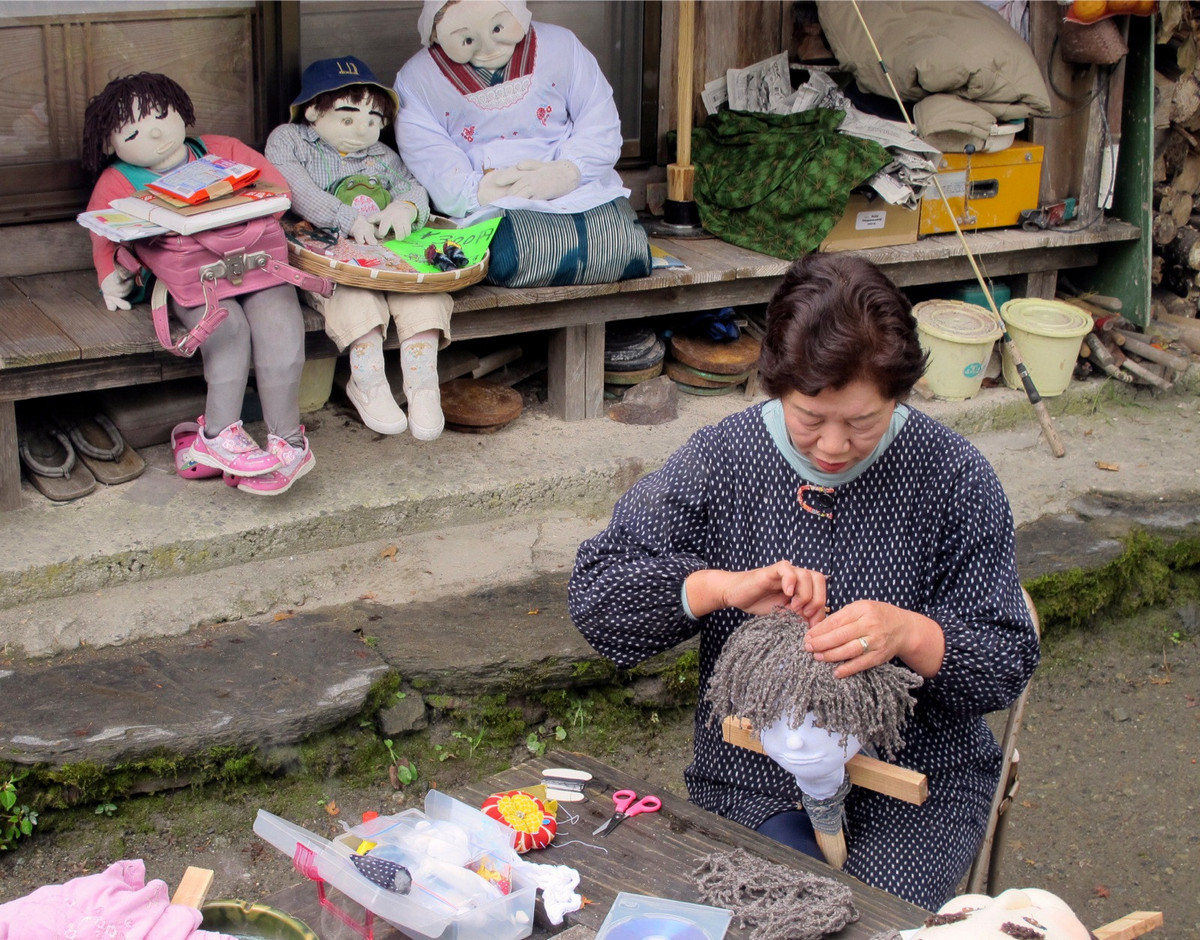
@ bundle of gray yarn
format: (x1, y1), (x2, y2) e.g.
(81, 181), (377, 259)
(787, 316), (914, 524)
(706, 607), (923, 758)
(693, 847), (859, 940)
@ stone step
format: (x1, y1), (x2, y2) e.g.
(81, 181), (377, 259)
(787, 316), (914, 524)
(3, 372), (1198, 662)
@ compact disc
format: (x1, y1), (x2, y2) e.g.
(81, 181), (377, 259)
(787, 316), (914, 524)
(600, 913), (712, 940)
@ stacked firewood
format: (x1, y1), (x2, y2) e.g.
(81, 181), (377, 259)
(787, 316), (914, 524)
(1082, 0), (1199, 386)
(1152, 2), (1200, 323)
(1070, 290), (1197, 388)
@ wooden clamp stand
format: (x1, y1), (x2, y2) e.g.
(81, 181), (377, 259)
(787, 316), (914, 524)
(1093, 912), (1164, 940)
(171, 865), (215, 908)
(722, 716), (928, 869)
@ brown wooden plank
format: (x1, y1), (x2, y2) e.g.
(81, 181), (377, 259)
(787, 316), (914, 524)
(0, 221), (93, 278)
(16, 269), (161, 359)
(0, 355), (170, 401)
(0, 277), (79, 369)
(0, 400), (20, 512)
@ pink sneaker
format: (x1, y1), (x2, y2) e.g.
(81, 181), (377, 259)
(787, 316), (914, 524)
(233, 432), (314, 496)
(171, 421), (222, 480)
(190, 417), (280, 477)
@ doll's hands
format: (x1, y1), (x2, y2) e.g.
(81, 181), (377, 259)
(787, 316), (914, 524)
(684, 562), (827, 622)
(100, 266), (135, 311)
(476, 160), (581, 204)
(504, 159), (581, 200)
(349, 214), (378, 246)
(371, 201), (418, 241)
(805, 600), (945, 679)
(477, 167), (517, 206)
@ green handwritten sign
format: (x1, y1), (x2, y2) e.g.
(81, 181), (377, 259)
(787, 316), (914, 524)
(384, 215), (503, 273)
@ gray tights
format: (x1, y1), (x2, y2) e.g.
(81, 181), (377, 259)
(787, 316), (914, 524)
(172, 284), (305, 442)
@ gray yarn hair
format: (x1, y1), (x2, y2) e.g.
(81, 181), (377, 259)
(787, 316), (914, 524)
(693, 847), (859, 940)
(706, 607), (923, 759)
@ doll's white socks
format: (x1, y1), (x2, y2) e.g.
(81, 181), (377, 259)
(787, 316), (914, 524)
(350, 329), (388, 390)
(400, 330), (440, 392)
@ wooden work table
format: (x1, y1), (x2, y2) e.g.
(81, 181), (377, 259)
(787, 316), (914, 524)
(263, 752), (930, 939)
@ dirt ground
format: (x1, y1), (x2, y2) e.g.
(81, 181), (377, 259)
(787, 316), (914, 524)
(1, 598), (1197, 938)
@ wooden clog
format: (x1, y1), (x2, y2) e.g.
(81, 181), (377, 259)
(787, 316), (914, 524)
(666, 360), (752, 389)
(440, 378), (523, 430)
(668, 333), (761, 375)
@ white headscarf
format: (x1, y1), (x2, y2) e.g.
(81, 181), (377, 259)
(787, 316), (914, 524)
(417, 0), (532, 47)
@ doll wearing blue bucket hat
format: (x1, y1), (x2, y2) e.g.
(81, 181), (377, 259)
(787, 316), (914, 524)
(266, 56), (452, 441)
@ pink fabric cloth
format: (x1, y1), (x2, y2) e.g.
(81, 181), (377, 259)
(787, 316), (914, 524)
(0, 859), (233, 940)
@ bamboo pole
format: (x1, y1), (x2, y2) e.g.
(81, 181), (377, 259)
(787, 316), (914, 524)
(850, 0), (1066, 458)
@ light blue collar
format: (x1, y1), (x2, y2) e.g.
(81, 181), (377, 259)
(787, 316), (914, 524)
(762, 398), (908, 487)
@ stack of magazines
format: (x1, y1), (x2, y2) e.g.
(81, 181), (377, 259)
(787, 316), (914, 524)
(77, 154), (290, 241)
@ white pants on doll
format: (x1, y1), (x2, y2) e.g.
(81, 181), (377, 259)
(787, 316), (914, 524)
(306, 285), (453, 352)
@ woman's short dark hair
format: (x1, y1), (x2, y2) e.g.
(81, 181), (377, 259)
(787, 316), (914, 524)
(757, 253), (927, 401)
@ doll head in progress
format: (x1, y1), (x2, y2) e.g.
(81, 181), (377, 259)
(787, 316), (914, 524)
(707, 607), (923, 792)
(81, 72), (195, 177)
(912, 888), (1093, 940)
(420, 0), (531, 67)
(758, 713), (862, 800)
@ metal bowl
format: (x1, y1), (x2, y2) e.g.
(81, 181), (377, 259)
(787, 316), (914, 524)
(199, 899), (319, 940)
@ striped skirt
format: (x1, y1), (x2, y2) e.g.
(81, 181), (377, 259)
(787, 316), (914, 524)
(485, 197), (652, 288)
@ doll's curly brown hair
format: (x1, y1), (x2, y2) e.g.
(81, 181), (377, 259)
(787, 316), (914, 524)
(81, 73), (195, 177)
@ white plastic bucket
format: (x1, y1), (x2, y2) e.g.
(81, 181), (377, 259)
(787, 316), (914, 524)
(914, 300), (1003, 400)
(999, 299), (1093, 397)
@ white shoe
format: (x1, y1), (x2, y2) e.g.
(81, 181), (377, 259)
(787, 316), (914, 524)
(405, 386), (444, 441)
(347, 376), (407, 435)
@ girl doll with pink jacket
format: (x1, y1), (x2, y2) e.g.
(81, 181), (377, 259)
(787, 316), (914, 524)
(82, 72), (313, 496)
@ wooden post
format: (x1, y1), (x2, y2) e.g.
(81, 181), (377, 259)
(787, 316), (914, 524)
(667, 0), (696, 205)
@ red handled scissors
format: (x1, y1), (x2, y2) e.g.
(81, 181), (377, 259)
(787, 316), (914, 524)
(592, 789), (662, 837)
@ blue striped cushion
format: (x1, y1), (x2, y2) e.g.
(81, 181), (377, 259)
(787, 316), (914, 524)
(485, 197), (652, 288)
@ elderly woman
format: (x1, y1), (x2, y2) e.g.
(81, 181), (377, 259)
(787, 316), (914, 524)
(568, 253), (1039, 909)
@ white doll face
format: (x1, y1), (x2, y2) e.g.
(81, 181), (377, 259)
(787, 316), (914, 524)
(913, 888), (1092, 940)
(433, 1), (525, 69)
(108, 101), (187, 173)
(759, 713), (861, 800)
(306, 93), (384, 155)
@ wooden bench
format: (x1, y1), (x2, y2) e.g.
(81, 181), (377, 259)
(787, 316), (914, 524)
(0, 218), (1140, 511)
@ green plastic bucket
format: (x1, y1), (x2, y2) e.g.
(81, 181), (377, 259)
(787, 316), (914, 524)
(999, 299), (1093, 397)
(914, 300), (1003, 400)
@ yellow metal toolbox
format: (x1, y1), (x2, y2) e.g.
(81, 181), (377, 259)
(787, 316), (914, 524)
(919, 143), (1044, 236)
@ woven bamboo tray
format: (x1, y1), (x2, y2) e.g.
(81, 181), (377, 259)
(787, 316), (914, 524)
(284, 223), (488, 293)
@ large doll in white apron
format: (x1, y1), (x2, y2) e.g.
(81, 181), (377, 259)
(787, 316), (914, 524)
(393, 0), (651, 288)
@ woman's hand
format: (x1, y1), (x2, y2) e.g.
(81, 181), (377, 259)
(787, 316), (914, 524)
(685, 563), (827, 623)
(805, 600), (945, 679)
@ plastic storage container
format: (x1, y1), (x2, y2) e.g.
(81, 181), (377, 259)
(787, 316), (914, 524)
(254, 790), (536, 940)
(914, 300), (1004, 400)
(999, 298), (1093, 397)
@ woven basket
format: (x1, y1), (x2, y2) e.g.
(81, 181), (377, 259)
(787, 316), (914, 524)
(284, 220), (488, 293)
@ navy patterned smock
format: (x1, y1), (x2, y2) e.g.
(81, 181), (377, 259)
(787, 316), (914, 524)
(568, 402), (1039, 909)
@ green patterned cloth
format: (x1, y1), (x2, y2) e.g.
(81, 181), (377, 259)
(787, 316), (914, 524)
(691, 109), (891, 260)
